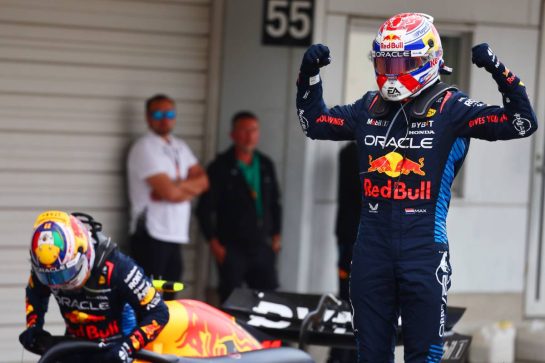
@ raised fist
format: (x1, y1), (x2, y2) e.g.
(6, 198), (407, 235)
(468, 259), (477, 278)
(471, 43), (502, 73)
(300, 44), (331, 76)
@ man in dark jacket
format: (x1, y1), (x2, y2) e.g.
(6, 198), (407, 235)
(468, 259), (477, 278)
(197, 111), (282, 303)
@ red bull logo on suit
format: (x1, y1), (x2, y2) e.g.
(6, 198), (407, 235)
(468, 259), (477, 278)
(364, 179), (431, 200)
(366, 151), (431, 200)
(368, 152), (425, 177)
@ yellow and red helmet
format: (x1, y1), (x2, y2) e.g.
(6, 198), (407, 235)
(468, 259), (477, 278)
(30, 211), (95, 290)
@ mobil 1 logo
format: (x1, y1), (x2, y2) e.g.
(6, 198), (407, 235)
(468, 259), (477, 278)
(262, 0), (314, 46)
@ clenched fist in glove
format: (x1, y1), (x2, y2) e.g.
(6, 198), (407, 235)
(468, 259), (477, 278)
(102, 341), (133, 363)
(472, 43), (519, 90)
(471, 43), (504, 73)
(300, 44), (331, 76)
(19, 327), (52, 355)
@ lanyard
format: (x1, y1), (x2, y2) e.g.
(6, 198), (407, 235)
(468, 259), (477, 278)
(165, 140), (181, 180)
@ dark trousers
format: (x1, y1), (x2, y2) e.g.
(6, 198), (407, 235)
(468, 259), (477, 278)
(327, 241), (358, 363)
(130, 225), (183, 301)
(350, 238), (451, 363)
(218, 243), (278, 303)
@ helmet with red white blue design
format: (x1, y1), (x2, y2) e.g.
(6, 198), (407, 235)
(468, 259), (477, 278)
(30, 210), (95, 290)
(372, 13), (444, 101)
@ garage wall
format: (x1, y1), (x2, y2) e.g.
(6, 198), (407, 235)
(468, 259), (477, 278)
(0, 1), (214, 361)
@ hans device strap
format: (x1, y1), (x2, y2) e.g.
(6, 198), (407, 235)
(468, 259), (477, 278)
(411, 82), (458, 118)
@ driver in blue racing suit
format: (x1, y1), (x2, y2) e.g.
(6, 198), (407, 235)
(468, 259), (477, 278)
(19, 210), (169, 362)
(296, 13), (537, 363)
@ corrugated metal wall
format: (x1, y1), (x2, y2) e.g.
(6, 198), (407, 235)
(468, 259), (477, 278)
(0, 0), (213, 361)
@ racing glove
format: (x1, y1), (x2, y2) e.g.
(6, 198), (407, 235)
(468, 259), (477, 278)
(472, 43), (520, 91)
(300, 44), (331, 76)
(19, 326), (52, 355)
(471, 43), (503, 73)
(102, 341), (133, 363)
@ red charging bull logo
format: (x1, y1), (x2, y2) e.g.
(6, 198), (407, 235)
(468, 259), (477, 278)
(64, 310), (106, 324)
(176, 310), (216, 356)
(368, 152), (425, 177)
(174, 300), (260, 357)
(384, 34), (401, 41)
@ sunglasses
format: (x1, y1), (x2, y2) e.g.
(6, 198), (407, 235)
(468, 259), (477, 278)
(150, 110), (176, 121)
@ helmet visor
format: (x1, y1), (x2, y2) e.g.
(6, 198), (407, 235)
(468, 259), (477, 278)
(32, 253), (85, 288)
(374, 56), (427, 75)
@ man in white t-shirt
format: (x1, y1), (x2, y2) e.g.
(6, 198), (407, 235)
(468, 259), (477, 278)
(127, 94), (208, 299)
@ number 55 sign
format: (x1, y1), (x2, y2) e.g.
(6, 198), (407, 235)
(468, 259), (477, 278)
(262, 0), (314, 46)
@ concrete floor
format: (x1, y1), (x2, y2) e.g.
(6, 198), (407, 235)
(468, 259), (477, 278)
(448, 292), (525, 335)
(306, 292), (545, 363)
(307, 341), (541, 363)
